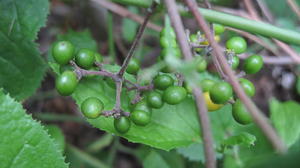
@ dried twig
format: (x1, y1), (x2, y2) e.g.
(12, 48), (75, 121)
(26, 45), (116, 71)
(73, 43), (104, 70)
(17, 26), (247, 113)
(287, 0), (300, 19)
(183, 0), (287, 154)
(164, 0), (216, 168)
(91, 0), (162, 32)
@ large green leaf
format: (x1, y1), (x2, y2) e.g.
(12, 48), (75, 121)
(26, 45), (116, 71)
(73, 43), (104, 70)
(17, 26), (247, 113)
(0, 0), (49, 40)
(0, 34), (46, 100)
(73, 78), (201, 150)
(0, 0), (48, 100)
(0, 91), (68, 168)
(270, 99), (300, 147)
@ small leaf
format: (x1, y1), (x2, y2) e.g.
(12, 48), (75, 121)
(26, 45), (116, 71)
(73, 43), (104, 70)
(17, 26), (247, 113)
(222, 132), (256, 147)
(270, 99), (300, 147)
(143, 150), (170, 168)
(0, 91), (68, 168)
(143, 149), (185, 168)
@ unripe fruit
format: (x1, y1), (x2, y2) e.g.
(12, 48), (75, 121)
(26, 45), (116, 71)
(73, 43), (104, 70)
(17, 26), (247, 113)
(75, 48), (95, 69)
(203, 92), (223, 111)
(239, 78), (256, 97)
(131, 110), (151, 126)
(126, 58), (140, 75)
(232, 99), (252, 125)
(226, 36), (247, 54)
(147, 91), (164, 109)
(209, 82), (233, 104)
(52, 41), (75, 65)
(114, 117), (131, 133)
(200, 79), (215, 92)
(81, 97), (104, 119)
(213, 24), (225, 35)
(163, 86), (187, 105)
(243, 55), (263, 74)
(55, 71), (78, 96)
(153, 74), (174, 90)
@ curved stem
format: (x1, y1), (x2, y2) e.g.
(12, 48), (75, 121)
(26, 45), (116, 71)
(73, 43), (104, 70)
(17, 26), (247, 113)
(110, 0), (300, 45)
(183, 0), (287, 154)
(164, 0), (216, 168)
(197, 8), (300, 45)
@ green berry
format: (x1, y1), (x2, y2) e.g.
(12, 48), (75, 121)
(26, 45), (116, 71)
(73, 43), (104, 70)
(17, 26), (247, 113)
(75, 49), (95, 69)
(239, 78), (255, 97)
(147, 91), (164, 109)
(160, 37), (177, 48)
(131, 110), (151, 126)
(190, 34), (198, 43)
(160, 28), (176, 38)
(126, 58), (140, 75)
(232, 99), (252, 125)
(133, 99), (152, 114)
(200, 79), (216, 92)
(153, 74), (174, 90)
(55, 71), (78, 96)
(243, 55), (263, 74)
(184, 82), (193, 94)
(213, 24), (225, 35)
(52, 41), (75, 65)
(230, 56), (240, 70)
(226, 36), (247, 54)
(196, 59), (207, 73)
(95, 53), (103, 63)
(114, 117), (131, 133)
(81, 97), (104, 119)
(163, 86), (187, 105)
(209, 82), (233, 104)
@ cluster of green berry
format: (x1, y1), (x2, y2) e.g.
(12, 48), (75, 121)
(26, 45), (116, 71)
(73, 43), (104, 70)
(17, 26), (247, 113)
(52, 39), (189, 134)
(186, 24), (264, 125)
(52, 41), (105, 120)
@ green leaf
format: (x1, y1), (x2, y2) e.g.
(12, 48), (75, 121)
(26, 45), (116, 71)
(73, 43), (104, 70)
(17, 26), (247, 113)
(176, 143), (205, 162)
(0, 34), (47, 100)
(0, 0), (49, 40)
(45, 125), (66, 153)
(0, 91), (68, 168)
(143, 149), (184, 168)
(122, 7), (139, 42)
(73, 79), (201, 150)
(143, 150), (170, 168)
(222, 132), (256, 147)
(270, 99), (300, 147)
(0, 0), (48, 100)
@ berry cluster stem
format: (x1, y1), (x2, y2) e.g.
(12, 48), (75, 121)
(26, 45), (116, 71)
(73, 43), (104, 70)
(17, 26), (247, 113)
(71, 2), (157, 118)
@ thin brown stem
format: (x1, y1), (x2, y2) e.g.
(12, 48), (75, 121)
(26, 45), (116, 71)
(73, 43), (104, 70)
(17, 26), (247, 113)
(239, 54), (295, 65)
(164, 0), (216, 168)
(256, 0), (274, 22)
(92, 0), (162, 32)
(246, 0), (300, 64)
(118, 2), (158, 77)
(287, 0), (300, 20)
(227, 27), (278, 55)
(183, 0), (287, 154)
